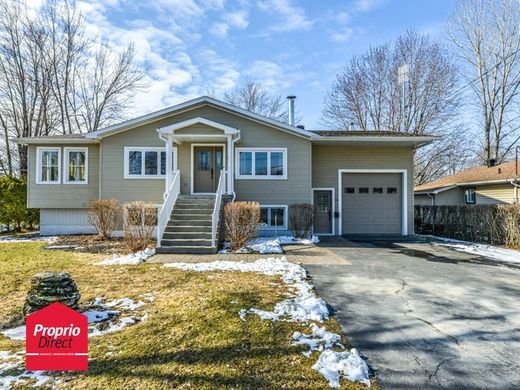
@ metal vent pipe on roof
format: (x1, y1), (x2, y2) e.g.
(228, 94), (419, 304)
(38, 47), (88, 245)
(287, 95), (296, 126)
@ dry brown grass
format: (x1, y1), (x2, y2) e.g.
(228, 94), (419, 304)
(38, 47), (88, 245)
(0, 242), (377, 390)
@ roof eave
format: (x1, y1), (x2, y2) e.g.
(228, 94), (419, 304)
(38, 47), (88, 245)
(12, 137), (98, 145)
(310, 135), (440, 146)
(86, 96), (314, 140)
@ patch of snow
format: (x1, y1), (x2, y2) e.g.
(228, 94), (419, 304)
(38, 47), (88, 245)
(83, 310), (118, 323)
(163, 256), (370, 388)
(292, 323), (342, 357)
(88, 316), (141, 337)
(164, 257), (329, 322)
(430, 236), (520, 264)
(94, 297), (145, 311)
(0, 351), (51, 388)
(247, 238), (284, 254)
(2, 298), (147, 341)
(312, 349), (370, 388)
(1, 326), (25, 340)
(218, 235), (320, 254)
(95, 248), (155, 265)
(0, 236), (57, 244)
(278, 235), (320, 245)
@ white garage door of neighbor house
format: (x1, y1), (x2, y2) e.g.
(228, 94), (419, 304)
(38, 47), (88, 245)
(342, 173), (402, 235)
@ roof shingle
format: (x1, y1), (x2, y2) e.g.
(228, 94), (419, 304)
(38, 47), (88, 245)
(415, 161), (520, 192)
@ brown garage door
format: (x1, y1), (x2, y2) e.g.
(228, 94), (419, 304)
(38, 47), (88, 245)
(342, 173), (402, 235)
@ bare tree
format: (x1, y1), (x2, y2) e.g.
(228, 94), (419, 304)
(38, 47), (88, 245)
(447, 0), (520, 165)
(221, 79), (294, 124)
(0, 0), (144, 176)
(322, 29), (462, 184)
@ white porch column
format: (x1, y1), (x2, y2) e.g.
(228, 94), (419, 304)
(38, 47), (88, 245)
(165, 134), (173, 194)
(227, 134), (233, 194)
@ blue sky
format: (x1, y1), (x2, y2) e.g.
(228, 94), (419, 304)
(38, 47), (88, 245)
(53, 0), (456, 128)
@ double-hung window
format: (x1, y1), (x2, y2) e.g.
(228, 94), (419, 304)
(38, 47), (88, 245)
(236, 148), (287, 179)
(64, 147), (88, 184)
(37, 147), (61, 184)
(124, 147), (177, 179)
(259, 206), (287, 229)
(465, 188), (476, 204)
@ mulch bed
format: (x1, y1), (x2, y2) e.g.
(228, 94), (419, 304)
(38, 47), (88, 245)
(48, 235), (129, 254)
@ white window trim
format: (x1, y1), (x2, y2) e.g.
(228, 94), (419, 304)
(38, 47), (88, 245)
(36, 147), (61, 184)
(465, 188), (476, 204)
(259, 205), (288, 230)
(235, 147), (287, 180)
(124, 146), (177, 179)
(63, 147), (88, 185)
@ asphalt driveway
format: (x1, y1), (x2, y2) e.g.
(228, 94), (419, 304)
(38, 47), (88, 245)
(304, 237), (520, 390)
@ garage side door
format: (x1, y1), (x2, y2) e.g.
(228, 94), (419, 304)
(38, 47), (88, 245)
(342, 173), (402, 235)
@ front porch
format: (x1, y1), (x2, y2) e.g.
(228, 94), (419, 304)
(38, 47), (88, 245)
(155, 117), (241, 253)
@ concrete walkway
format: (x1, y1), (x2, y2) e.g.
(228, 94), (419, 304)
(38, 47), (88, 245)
(306, 237), (520, 390)
(149, 243), (346, 265)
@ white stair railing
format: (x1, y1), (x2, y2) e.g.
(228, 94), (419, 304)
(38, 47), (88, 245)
(211, 170), (226, 248)
(157, 170), (180, 247)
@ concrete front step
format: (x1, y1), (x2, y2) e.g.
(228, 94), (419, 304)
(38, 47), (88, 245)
(172, 209), (213, 215)
(161, 238), (213, 247)
(162, 232), (213, 240)
(172, 214), (212, 221)
(164, 225), (212, 233)
(155, 246), (217, 254)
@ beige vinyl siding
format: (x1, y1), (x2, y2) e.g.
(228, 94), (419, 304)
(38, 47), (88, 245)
(475, 184), (517, 204)
(99, 105), (311, 205)
(433, 188), (465, 205)
(174, 125), (223, 135)
(312, 145), (414, 235)
(40, 208), (95, 235)
(414, 194), (433, 205)
(27, 144), (99, 209)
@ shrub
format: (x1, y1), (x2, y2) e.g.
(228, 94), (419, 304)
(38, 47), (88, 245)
(0, 175), (38, 232)
(225, 201), (260, 250)
(88, 199), (121, 240)
(123, 201), (157, 252)
(497, 204), (520, 249)
(289, 203), (314, 238)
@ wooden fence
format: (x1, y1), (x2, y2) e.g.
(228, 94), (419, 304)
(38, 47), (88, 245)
(414, 205), (505, 245)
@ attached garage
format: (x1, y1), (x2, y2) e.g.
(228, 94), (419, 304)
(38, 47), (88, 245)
(340, 171), (406, 235)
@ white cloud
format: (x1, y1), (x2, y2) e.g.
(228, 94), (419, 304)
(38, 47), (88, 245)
(199, 50), (241, 94)
(257, 0), (313, 32)
(223, 10), (249, 29)
(354, 0), (387, 12)
(244, 60), (286, 90)
(330, 27), (354, 43)
(210, 22), (230, 38)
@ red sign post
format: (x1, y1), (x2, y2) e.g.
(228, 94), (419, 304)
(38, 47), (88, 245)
(26, 302), (88, 371)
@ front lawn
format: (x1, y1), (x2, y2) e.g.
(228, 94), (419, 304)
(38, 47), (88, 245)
(0, 243), (375, 389)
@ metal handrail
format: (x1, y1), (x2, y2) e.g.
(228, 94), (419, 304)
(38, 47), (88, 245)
(157, 170), (180, 247)
(211, 170), (226, 247)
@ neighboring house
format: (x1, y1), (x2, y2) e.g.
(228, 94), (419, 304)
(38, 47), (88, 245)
(15, 96), (436, 253)
(415, 161), (520, 206)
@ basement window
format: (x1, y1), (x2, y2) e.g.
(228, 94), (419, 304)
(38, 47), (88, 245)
(465, 188), (476, 204)
(259, 206), (287, 229)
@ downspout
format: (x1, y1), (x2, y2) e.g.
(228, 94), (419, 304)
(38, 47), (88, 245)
(231, 131), (241, 201)
(427, 192), (435, 206)
(508, 179), (520, 203)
